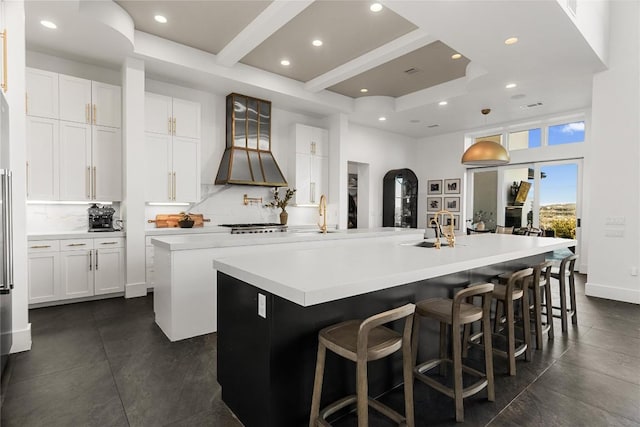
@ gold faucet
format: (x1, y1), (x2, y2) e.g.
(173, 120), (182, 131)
(318, 194), (327, 233)
(429, 210), (456, 249)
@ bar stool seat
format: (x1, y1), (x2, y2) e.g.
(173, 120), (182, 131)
(412, 284), (495, 422)
(491, 284), (524, 301)
(309, 304), (416, 427)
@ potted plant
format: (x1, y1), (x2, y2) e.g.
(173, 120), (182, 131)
(264, 187), (296, 225)
(178, 212), (195, 228)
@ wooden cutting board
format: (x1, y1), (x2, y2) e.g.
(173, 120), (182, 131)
(147, 213), (210, 228)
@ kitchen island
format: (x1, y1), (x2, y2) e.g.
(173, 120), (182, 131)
(213, 233), (576, 427)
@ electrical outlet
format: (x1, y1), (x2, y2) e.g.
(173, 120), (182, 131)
(604, 229), (624, 238)
(631, 267), (638, 276)
(258, 293), (266, 318)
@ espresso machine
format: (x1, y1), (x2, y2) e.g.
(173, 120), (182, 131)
(88, 203), (116, 232)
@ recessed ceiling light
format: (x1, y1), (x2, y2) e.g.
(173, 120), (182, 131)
(280, 59), (290, 66)
(154, 15), (167, 24)
(504, 36), (519, 45)
(511, 94), (526, 100)
(370, 3), (383, 12)
(451, 53), (462, 60)
(312, 39), (323, 47)
(40, 20), (57, 29)
(360, 88), (368, 93)
(438, 101), (448, 106)
(378, 116), (387, 121)
(505, 83), (517, 89)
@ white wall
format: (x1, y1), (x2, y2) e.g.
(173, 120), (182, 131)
(586, 0), (640, 303)
(345, 123), (417, 227)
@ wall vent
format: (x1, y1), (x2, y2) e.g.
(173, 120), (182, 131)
(427, 124), (440, 128)
(520, 102), (543, 110)
(403, 67), (420, 75)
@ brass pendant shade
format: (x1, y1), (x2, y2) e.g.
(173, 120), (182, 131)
(461, 140), (510, 166)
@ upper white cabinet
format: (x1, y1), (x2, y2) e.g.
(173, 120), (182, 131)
(145, 93), (200, 139)
(291, 124), (329, 206)
(26, 68), (122, 201)
(59, 75), (121, 128)
(144, 93), (201, 203)
(26, 68), (59, 119)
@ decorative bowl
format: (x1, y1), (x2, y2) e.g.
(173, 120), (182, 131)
(178, 219), (195, 228)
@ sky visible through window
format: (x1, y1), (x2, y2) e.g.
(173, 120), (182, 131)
(529, 122), (583, 205)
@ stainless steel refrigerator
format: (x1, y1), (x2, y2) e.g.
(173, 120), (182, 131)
(0, 90), (13, 395)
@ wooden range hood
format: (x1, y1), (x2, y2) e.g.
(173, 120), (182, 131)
(215, 93), (288, 187)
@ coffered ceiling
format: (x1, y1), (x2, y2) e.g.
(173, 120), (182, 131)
(24, 0), (608, 138)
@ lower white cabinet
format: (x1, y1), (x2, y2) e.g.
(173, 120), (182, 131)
(28, 237), (125, 304)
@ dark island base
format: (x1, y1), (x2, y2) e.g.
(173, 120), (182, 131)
(217, 254), (544, 427)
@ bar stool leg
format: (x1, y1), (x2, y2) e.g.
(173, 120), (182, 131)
(569, 273), (578, 325)
(439, 322), (447, 376)
(309, 343), (326, 427)
(522, 289), (532, 362)
(451, 321), (464, 422)
(411, 315), (421, 367)
(559, 273), (568, 332)
(356, 358), (368, 427)
(482, 306), (495, 402)
(543, 280), (555, 340)
(402, 334), (415, 427)
(505, 299), (516, 376)
(533, 282), (543, 350)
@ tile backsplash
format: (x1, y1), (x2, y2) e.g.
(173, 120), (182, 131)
(27, 203), (122, 234)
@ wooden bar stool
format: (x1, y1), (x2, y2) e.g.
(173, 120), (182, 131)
(412, 284), (495, 422)
(550, 254), (579, 331)
(523, 261), (554, 349)
(469, 268), (532, 376)
(309, 303), (416, 427)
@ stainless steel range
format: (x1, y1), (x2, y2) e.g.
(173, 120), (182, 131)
(220, 223), (287, 234)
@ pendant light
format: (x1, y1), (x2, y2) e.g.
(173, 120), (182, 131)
(461, 108), (510, 166)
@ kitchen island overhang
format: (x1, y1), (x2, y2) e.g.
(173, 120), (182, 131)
(214, 234), (576, 427)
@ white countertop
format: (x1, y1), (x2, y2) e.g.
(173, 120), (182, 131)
(28, 231), (126, 240)
(145, 226), (230, 236)
(150, 227), (425, 250)
(213, 233), (576, 307)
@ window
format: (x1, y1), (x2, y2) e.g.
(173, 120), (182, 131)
(548, 121), (585, 146)
(474, 134), (502, 145)
(508, 128), (541, 150)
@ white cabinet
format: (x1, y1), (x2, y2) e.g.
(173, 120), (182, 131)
(28, 237), (125, 305)
(26, 68), (122, 201)
(145, 93), (201, 202)
(26, 68), (59, 119)
(291, 124), (329, 205)
(59, 75), (121, 128)
(26, 116), (59, 200)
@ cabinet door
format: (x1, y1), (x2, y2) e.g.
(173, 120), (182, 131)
(294, 124), (313, 155)
(94, 248), (125, 295)
(92, 126), (122, 201)
(311, 127), (328, 157)
(59, 74), (91, 124)
(172, 137), (200, 202)
(144, 133), (172, 202)
(28, 252), (60, 304)
(310, 155), (328, 205)
(59, 121), (91, 201)
(294, 152), (311, 205)
(172, 98), (201, 139)
(92, 82), (121, 128)
(26, 116), (59, 200)
(60, 250), (93, 299)
(145, 93), (172, 135)
(26, 68), (58, 119)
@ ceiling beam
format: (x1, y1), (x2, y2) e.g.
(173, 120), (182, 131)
(216, 0), (314, 67)
(304, 29), (436, 93)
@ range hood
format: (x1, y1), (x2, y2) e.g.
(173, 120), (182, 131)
(215, 93), (288, 187)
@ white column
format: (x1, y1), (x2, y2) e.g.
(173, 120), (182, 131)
(121, 57), (147, 298)
(328, 113), (348, 229)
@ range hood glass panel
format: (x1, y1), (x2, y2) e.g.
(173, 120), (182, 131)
(248, 151), (263, 181)
(259, 102), (270, 150)
(247, 98), (258, 149)
(261, 151), (286, 184)
(215, 149), (231, 183)
(225, 96), (233, 148)
(233, 98), (246, 147)
(230, 150), (252, 181)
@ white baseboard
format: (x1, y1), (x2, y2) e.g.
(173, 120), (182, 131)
(125, 282), (148, 299)
(585, 282), (640, 304)
(10, 323), (32, 353)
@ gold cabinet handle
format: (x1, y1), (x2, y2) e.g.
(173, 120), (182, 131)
(172, 172), (176, 200)
(86, 166), (91, 199)
(86, 104), (90, 123)
(173, 117), (176, 135)
(93, 166), (97, 199)
(168, 172), (172, 200)
(68, 243), (87, 247)
(1, 30), (7, 93)
(168, 117), (172, 135)
(93, 104), (97, 125)
(30, 245), (51, 249)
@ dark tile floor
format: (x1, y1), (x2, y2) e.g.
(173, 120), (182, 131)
(2, 274), (639, 426)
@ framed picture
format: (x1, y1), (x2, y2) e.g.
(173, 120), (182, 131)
(443, 214), (460, 231)
(426, 197), (442, 211)
(427, 179), (442, 195)
(444, 197), (460, 212)
(444, 178), (461, 194)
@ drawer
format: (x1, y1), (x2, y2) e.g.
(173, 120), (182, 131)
(94, 237), (125, 249)
(28, 240), (60, 253)
(60, 239), (93, 251)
